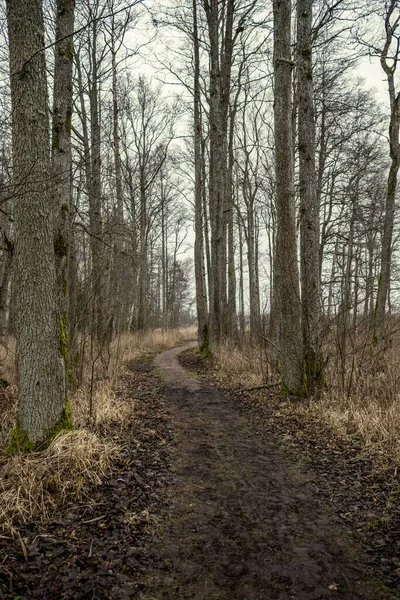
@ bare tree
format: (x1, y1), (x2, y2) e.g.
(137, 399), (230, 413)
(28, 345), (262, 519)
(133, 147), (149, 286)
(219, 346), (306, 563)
(6, 0), (68, 448)
(273, 0), (302, 393)
(193, 0), (209, 351)
(373, 0), (400, 346)
(297, 0), (324, 391)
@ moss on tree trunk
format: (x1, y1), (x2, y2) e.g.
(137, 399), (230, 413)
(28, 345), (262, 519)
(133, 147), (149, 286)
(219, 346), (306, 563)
(7, 399), (73, 453)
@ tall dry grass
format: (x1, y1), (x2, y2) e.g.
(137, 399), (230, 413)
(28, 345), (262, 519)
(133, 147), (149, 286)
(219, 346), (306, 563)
(214, 331), (400, 462)
(0, 326), (197, 536)
(215, 342), (271, 388)
(0, 430), (118, 537)
(112, 326), (197, 365)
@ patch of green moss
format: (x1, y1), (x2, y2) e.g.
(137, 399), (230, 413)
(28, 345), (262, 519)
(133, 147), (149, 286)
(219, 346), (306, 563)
(299, 350), (326, 396)
(279, 383), (290, 397)
(155, 368), (167, 381)
(44, 399), (73, 441)
(7, 400), (73, 454)
(7, 421), (33, 453)
(188, 371), (201, 381)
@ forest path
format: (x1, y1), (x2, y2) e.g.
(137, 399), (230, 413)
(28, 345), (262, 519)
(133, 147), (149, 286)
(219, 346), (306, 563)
(143, 344), (391, 600)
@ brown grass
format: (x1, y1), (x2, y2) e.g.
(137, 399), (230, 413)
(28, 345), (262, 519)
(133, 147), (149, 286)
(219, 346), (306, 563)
(113, 326), (197, 365)
(0, 326), (196, 537)
(214, 333), (400, 462)
(0, 430), (118, 536)
(215, 342), (269, 388)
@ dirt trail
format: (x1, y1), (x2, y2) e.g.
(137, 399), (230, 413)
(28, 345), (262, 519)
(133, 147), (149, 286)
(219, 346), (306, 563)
(143, 344), (392, 600)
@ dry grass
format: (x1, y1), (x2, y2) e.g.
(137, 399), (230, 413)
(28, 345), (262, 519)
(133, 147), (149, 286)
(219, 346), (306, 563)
(215, 342), (269, 388)
(214, 334), (400, 462)
(0, 326), (195, 537)
(0, 430), (118, 536)
(71, 380), (133, 430)
(308, 339), (400, 461)
(113, 326), (197, 366)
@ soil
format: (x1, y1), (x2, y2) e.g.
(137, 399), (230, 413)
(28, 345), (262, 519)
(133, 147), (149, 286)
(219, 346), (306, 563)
(0, 345), (398, 599)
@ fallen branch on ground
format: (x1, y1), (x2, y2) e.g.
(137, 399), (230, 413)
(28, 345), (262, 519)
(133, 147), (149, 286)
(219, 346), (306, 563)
(244, 383), (281, 391)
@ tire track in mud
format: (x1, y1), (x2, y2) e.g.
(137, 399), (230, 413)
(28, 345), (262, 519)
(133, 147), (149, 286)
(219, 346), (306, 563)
(142, 345), (393, 600)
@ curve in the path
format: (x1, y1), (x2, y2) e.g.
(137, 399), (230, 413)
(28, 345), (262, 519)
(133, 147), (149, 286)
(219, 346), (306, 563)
(154, 342), (201, 393)
(145, 345), (391, 600)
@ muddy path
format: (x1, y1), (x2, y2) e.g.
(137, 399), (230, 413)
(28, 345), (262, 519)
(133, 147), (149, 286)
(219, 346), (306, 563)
(144, 345), (393, 600)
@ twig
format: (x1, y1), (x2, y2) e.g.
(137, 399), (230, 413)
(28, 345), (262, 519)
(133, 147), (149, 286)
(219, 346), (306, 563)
(244, 382), (281, 391)
(83, 514), (107, 524)
(258, 333), (280, 354)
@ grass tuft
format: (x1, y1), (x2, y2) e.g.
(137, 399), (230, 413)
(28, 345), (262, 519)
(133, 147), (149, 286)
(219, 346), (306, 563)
(214, 331), (400, 462)
(0, 429), (118, 536)
(0, 326), (196, 536)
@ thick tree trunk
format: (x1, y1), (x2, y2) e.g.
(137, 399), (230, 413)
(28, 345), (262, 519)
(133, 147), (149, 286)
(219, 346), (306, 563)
(245, 197), (261, 342)
(238, 216), (246, 337)
(207, 0), (224, 346)
(137, 176), (148, 331)
(273, 0), (302, 393)
(374, 97), (400, 343)
(297, 0), (324, 391)
(204, 0), (234, 347)
(51, 0), (75, 376)
(7, 0), (67, 447)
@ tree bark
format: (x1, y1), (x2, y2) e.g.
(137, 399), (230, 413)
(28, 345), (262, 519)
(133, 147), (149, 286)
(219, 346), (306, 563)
(110, 8), (128, 333)
(297, 0), (324, 391)
(7, 0), (67, 447)
(88, 18), (106, 342)
(193, 0), (209, 350)
(51, 0), (75, 377)
(374, 0), (400, 346)
(273, 0), (302, 393)
(203, 0), (235, 346)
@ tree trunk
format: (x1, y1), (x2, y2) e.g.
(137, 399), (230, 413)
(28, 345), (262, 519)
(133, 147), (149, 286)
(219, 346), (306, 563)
(273, 0), (302, 393)
(51, 0), (75, 377)
(374, 1), (400, 346)
(203, 0), (234, 347)
(227, 107), (237, 339)
(193, 0), (209, 351)
(297, 0), (324, 391)
(89, 19), (106, 342)
(6, 0), (67, 448)
(0, 236), (13, 338)
(110, 10), (127, 333)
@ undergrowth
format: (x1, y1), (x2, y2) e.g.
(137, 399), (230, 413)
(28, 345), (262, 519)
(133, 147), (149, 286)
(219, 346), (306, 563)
(214, 330), (400, 463)
(0, 326), (196, 537)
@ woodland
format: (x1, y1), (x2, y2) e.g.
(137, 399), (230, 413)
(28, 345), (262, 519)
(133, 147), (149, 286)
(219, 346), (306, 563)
(0, 0), (400, 598)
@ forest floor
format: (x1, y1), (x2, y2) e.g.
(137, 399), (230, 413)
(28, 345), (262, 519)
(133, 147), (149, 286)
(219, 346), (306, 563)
(0, 344), (399, 599)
